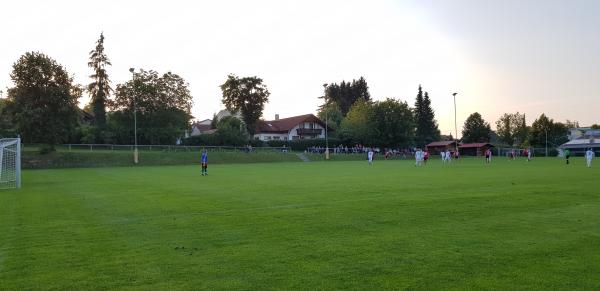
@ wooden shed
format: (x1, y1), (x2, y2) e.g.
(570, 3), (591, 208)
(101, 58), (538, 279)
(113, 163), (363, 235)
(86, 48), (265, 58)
(459, 143), (495, 156)
(425, 141), (459, 155)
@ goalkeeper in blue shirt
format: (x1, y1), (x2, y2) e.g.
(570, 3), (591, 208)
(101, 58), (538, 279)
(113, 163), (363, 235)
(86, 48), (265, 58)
(201, 150), (208, 176)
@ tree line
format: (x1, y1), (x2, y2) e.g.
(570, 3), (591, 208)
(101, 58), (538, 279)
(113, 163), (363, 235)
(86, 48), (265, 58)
(461, 111), (594, 148)
(318, 81), (595, 149)
(0, 33), (597, 151)
(0, 33), (194, 150)
(317, 83), (441, 148)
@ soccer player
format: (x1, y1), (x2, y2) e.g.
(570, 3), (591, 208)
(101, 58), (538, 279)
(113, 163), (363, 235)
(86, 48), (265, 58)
(586, 148), (595, 168)
(445, 149), (452, 163)
(415, 148), (423, 166)
(423, 150), (429, 165)
(485, 148), (492, 164)
(440, 151), (446, 163)
(526, 148), (532, 161)
(564, 148), (571, 165)
(201, 150), (208, 176)
(367, 148), (374, 165)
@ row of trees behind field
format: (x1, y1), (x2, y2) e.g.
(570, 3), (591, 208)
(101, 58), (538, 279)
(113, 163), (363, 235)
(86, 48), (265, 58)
(316, 83), (441, 148)
(0, 33), (194, 148)
(0, 33), (598, 150)
(315, 82), (597, 149)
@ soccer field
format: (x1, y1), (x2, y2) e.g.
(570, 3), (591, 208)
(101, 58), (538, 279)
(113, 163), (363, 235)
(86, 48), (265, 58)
(1, 157), (599, 289)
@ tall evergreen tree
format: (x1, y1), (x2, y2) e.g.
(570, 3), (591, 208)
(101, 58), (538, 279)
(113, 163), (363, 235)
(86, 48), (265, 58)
(322, 77), (371, 116)
(351, 77), (370, 101)
(87, 33), (112, 129)
(414, 86), (441, 146)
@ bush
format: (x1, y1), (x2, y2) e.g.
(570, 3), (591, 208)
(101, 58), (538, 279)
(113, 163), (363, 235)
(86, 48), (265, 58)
(182, 134), (219, 146)
(266, 138), (342, 151)
(183, 132), (247, 147)
(183, 137), (344, 151)
(75, 124), (97, 144)
(39, 144), (56, 154)
(248, 139), (265, 147)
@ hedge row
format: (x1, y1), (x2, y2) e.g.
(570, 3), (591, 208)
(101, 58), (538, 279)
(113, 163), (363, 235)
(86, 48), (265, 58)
(21, 150), (301, 169)
(183, 136), (343, 151)
(265, 138), (343, 151)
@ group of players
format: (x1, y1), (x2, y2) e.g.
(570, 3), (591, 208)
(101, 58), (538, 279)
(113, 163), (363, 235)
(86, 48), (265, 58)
(408, 147), (595, 168)
(199, 147), (596, 175)
(413, 148), (464, 166)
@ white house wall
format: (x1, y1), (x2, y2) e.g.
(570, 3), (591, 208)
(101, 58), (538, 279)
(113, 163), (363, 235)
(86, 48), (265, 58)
(254, 133), (289, 141)
(253, 120), (327, 141)
(190, 127), (202, 136)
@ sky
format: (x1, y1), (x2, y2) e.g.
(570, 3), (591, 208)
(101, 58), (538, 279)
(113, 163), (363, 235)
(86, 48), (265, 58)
(1, 0), (598, 137)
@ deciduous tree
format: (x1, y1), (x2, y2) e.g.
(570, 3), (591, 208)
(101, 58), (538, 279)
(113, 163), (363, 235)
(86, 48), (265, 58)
(111, 70), (193, 144)
(461, 112), (492, 143)
(495, 112), (528, 146)
(317, 102), (343, 133)
(372, 98), (415, 147)
(6, 52), (81, 146)
(530, 114), (569, 147)
(220, 74), (270, 135)
(338, 98), (376, 145)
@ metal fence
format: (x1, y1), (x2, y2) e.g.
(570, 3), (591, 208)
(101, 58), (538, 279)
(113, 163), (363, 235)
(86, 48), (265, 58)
(496, 147), (559, 158)
(50, 144), (291, 153)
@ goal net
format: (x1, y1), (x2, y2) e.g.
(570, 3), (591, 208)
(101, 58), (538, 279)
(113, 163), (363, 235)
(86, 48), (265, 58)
(0, 138), (21, 189)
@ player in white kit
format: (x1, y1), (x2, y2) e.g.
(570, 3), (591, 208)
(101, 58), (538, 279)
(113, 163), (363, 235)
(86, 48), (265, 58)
(586, 148), (595, 168)
(415, 149), (423, 166)
(368, 148), (374, 165)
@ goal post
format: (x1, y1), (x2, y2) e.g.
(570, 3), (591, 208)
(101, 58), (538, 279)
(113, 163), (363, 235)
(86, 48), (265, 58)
(0, 138), (21, 189)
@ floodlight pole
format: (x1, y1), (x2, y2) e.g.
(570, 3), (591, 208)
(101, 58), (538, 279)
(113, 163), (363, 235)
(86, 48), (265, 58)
(453, 92), (458, 155)
(130, 68), (138, 164)
(323, 83), (329, 160)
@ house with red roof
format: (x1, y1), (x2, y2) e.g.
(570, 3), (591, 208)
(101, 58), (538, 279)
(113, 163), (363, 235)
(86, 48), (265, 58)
(189, 119), (215, 137)
(254, 114), (328, 141)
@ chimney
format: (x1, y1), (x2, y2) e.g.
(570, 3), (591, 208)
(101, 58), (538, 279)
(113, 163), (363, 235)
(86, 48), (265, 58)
(275, 114), (279, 120)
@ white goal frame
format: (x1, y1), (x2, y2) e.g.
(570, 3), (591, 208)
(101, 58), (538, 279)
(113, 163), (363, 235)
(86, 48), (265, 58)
(0, 138), (21, 189)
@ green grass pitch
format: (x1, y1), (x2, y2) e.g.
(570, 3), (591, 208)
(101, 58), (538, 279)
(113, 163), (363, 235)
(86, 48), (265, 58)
(1, 157), (599, 289)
